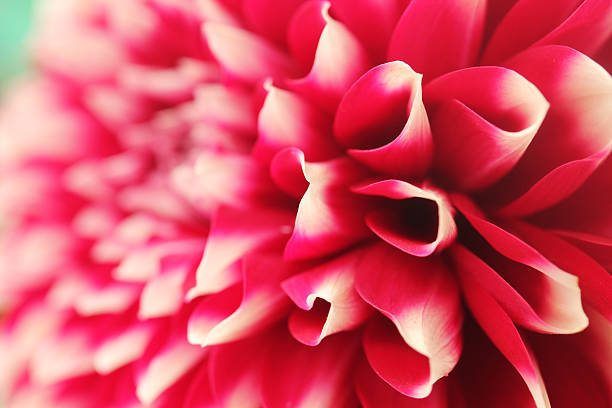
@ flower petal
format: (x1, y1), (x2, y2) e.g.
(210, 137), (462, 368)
(188, 207), (292, 299)
(288, 1), (371, 112)
(355, 243), (463, 397)
(424, 66), (549, 191)
(452, 195), (589, 333)
(388, 0), (486, 81)
(261, 330), (360, 408)
(482, 0), (612, 64)
(354, 180), (456, 257)
(282, 247), (373, 346)
(459, 274), (551, 408)
(484, 45), (612, 214)
(202, 22), (297, 83)
(334, 62), (433, 178)
(241, 0), (305, 45)
(187, 252), (294, 346)
(254, 81), (340, 163)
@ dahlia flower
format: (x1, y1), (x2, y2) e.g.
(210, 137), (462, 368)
(1, 0), (612, 407)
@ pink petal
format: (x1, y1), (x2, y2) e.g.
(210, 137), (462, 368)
(282, 248), (373, 346)
(261, 330), (360, 408)
(208, 335), (268, 408)
(195, 0), (243, 27)
(450, 244), (586, 334)
(94, 323), (155, 375)
(355, 243), (463, 398)
(482, 0), (612, 64)
(503, 221), (612, 323)
(188, 207), (293, 298)
(288, 1), (371, 113)
(483, 45), (612, 214)
(452, 195), (589, 333)
(202, 22), (297, 83)
(183, 84), (257, 135)
(287, 0), (328, 70)
(355, 355), (450, 408)
(424, 66), (548, 191)
(74, 283), (140, 317)
(241, 0), (305, 45)
(269, 148), (310, 198)
(139, 264), (190, 319)
(334, 62), (433, 178)
(254, 81), (340, 163)
(136, 336), (205, 405)
(355, 180), (456, 257)
(283, 155), (373, 260)
(460, 274), (551, 408)
(388, 0), (486, 81)
(330, 0), (405, 63)
(527, 310), (612, 407)
(187, 252), (294, 346)
(183, 362), (218, 408)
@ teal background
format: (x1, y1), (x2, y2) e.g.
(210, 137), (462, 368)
(0, 0), (35, 91)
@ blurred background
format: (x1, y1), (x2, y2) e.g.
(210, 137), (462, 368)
(0, 0), (36, 92)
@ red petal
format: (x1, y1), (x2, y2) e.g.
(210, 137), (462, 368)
(482, 0), (612, 64)
(330, 0), (405, 63)
(254, 81), (340, 163)
(355, 243), (463, 397)
(241, 0), (305, 45)
(261, 330), (360, 408)
(202, 22), (297, 83)
(188, 207), (292, 298)
(483, 45), (612, 214)
(388, 0), (486, 81)
(187, 251), (294, 346)
(355, 355), (450, 408)
(334, 62), (433, 178)
(459, 274), (550, 408)
(287, 0), (328, 70)
(502, 221), (612, 323)
(282, 248), (373, 346)
(424, 66), (548, 191)
(354, 180), (456, 257)
(284, 155), (373, 260)
(288, 1), (371, 113)
(452, 195), (589, 333)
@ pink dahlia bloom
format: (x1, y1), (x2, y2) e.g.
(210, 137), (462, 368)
(1, 0), (612, 407)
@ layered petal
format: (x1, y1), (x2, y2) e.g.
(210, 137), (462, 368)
(288, 1), (371, 112)
(355, 243), (463, 397)
(354, 180), (456, 257)
(282, 248), (373, 346)
(187, 252), (295, 346)
(388, 0), (486, 80)
(334, 62), (433, 178)
(486, 45), (612, 214)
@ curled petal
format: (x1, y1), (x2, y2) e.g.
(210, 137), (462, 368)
(254, 81), (340, 163)
(355, 243), (463, 397)
(187, 252), (294, 346)
(503, 221), (612, 323)
(283, 152), (373, 260)
(330, 0), (405, 62)
(354, 180), (456, 257)
(334, 62), (433, 178)
(452, 195), (589, 333)
(388, 0), (486, 81)
(202, 22), (297, 83)
(269, 148), (310, 198)
(424, 67), (549, 191)
(261, 330), (360, 408)
(459, 275), (551, 408)
(287, 0), (328, 70)
(288, 1), (371, 112)
(485, 45), (612, 214)
(355, 356), (450, 408)
(482, 0), (612, 64)
(188, 207), (293, 299)
(282, 248), (373, 346)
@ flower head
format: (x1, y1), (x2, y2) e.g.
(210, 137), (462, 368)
(1, 0), (612, 407)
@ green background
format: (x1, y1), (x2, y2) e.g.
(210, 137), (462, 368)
(0, 0), (35, 91)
